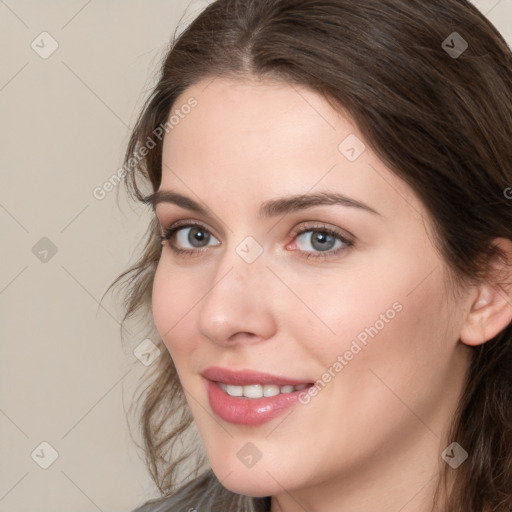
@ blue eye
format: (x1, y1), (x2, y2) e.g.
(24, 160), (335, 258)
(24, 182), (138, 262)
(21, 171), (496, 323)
(159, 222), (353, 260)
(175, 225), (219, 249)
(290, 226), (353, 261)
(160, 223), (220, 255)
(295, 229), (346, 253)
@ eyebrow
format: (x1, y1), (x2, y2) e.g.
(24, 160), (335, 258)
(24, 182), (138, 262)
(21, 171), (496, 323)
(144, 190), (382, 218)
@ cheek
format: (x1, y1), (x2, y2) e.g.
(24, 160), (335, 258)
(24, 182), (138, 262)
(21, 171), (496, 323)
(286, 269), (455, 462)
(151, 260), (200, 357)
(297, 252), (451, 379)
(322, 270), (453, 416)
(288, 269), (402, 361)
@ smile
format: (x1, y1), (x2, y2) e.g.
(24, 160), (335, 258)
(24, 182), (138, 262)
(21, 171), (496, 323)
(218, 382), (309, 398)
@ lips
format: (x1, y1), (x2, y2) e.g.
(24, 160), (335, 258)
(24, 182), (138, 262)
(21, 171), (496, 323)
(202, 366), (314, 425)
(202, 366), (312, 387)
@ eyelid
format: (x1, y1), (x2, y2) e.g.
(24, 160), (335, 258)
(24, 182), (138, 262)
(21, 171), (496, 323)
(289, 222), (354, 243)
(156, 210), (225, 238)
(159, 218), (220, 239)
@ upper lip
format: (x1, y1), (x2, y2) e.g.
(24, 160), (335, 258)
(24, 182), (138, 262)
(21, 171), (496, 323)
(202, 366), (312, 386)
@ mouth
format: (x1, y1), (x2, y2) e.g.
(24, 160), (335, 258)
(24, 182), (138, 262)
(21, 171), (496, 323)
(202, 366), (315, 425)
(217, 382), (311, 398)
(202, 365), (313, 387)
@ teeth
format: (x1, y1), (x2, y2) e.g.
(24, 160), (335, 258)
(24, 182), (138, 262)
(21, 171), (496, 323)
(218, 382), (308, 399)
(263, 385), (280, 397)
(243, 385), (263, 398)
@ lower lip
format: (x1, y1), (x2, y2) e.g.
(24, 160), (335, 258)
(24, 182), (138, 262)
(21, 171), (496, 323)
(206, 380), (308, 426)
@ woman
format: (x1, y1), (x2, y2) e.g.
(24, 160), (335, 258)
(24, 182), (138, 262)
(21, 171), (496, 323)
(110, 0), (512, 510)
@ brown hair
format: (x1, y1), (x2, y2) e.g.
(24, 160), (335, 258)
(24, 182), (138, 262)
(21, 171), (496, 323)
(108, 1), (512, 510)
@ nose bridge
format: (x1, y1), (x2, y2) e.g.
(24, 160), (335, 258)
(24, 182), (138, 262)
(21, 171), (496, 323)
(197, 237), (276, 344)
(212, 233), (269, 295)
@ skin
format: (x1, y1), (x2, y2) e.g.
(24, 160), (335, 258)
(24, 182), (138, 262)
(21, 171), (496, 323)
(151, 76), (512, 512)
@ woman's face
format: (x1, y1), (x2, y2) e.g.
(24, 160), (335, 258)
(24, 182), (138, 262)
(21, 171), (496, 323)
(151, 77), (474, 505)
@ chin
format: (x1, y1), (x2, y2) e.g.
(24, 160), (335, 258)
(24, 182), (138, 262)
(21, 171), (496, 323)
(210, 461), (288, 497)
(217, 475), (278, 498)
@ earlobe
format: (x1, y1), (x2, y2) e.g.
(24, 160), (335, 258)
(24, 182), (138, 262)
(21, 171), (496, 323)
(459, 238), (512, 347)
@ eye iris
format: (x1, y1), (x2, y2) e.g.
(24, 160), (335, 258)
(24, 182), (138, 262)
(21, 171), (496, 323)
(311, 231), (335, 251)
(189, 227), (209, 247)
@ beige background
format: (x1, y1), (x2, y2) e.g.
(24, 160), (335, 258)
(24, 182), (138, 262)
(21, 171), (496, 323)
(1, 1), (511, 511)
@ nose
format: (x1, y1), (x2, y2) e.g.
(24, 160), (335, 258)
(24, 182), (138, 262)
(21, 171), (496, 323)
(197, 248), (277, 347)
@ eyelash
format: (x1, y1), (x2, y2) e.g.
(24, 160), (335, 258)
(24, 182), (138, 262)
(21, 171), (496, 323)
(159, 221), (353, 261)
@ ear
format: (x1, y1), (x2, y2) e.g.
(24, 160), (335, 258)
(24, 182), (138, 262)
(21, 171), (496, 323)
(459, 237), (512, 347)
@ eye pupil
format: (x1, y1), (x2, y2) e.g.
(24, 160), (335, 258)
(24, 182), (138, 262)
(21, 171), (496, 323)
(189, 227), (209, 247)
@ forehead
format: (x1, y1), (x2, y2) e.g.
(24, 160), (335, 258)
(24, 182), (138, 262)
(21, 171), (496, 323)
(160, 77), (425, 225)
(166, 77), (346, 152)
